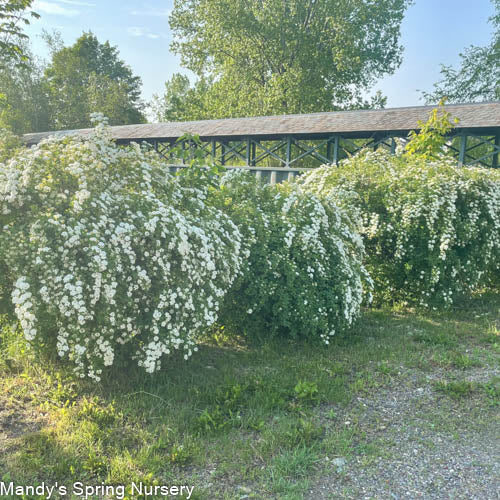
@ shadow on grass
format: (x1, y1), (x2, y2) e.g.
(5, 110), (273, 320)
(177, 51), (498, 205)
(0, 289), (497, 498)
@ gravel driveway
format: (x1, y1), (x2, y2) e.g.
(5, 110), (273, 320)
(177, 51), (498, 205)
(308, 368), (500, 500)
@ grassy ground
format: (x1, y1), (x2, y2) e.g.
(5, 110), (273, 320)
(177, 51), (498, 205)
(0, 291), (498, 499)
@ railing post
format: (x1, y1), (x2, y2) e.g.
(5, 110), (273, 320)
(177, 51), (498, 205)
(458, 133), (467, 167)
(246, 138), (251, 166)
(333, 135), (339, 165)
(326, 138), (332, 164)
(493, 134), (499, 169)
(211, 139), (216, 163)
(286, 136), (292, 167)
(221, 141), (226, 166)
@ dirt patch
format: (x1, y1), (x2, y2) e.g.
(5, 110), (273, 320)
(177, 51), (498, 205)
(0, 392), (45, 462)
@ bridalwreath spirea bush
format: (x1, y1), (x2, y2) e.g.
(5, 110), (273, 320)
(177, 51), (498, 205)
(300, 149), (500, 307)
(209, 170), (370, 342)
(0, 115), (243, 380)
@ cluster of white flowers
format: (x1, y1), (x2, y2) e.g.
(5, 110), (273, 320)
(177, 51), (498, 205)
(301, 149), (500, 307)
(7, 119), (495, 378)
(216, 170), (369, 341)
(0, 120), (243, 380)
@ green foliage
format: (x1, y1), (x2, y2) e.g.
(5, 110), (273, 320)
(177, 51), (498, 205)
(281, 418), (324, 447)
(434, 380), (475, 399)
(168, 0), (410, 117)
(151, 73), (213, 122)
(0, 31), (146, 133)
(0, 118), (243, 380)
(194, 381), (253, 434)
(43, 31), (145, 129)
(0, 0), (39, 69)
(0, 127), (22, 161)
(424, 0), (499, 103)
(481, 377), (500, 406)
(0, 42), (51, 134)
(0, 130), (23, 315)
(301, 150), (500, 308)
(77, 397), (119, 425)
(294, 380), (320, 404)
(405, 99), (459, 159)
(439, 352), (482, 370)
(208, 170), (369, 341)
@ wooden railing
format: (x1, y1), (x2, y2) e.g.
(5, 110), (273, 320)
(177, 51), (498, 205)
(166, 165), (310, 184)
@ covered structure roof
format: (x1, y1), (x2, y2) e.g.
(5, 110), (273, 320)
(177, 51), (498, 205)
(23, 102), (500, 146)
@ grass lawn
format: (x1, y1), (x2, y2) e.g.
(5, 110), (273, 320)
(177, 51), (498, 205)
(0, 291), (498, 499)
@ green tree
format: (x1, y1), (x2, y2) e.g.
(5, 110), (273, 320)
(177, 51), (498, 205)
(424, 0), (499, 103)
(168, 0), (410, 118)
(0, 0), (39, 69)
(0, 42), (51, 133)
(405, 99), (458, 159)
(44, 31), (145, 129)
(151, 73), (212, 122)
(153, 74), (387, 123)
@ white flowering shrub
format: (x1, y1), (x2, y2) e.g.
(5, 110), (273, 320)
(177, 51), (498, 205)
(208, 170), (369, 342)
(0, 117), (243, 380)
(0, 129), (24, 315)
(300, 150), (500, 307)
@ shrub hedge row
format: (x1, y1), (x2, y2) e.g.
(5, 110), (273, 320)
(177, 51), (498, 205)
(1, 121), (498, 379)
(300, 150), (500, 307)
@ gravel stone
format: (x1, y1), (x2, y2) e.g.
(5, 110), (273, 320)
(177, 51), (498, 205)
(308, 367), (500, 500)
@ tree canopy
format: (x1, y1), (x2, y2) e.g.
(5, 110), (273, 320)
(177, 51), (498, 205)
(424, 0), (499, 103)
(44, 32), (145, 129)
(0, 31), (146, 133)
(166, 0), (410, 119)
(0, 41), (51, 133)
(151, 73), (213, 122)
(0, 0), (39, 69)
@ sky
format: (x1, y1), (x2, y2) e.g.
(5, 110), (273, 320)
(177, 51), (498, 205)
(25, 0), (496, 116)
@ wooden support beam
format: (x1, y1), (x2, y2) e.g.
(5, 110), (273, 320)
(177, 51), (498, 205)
(253, 140), (287, 165)
(333, 135), (339, 165)
(448, 133), (499, 167)
(326, 138), (332, 164)
(211, 139), (217, 162)
(246, 138), (251, 166)
(222, 141), (247, 163)
(339, 136), (359, 157)
(286, 136), (292, 167)
(458, 134), (467, 167)
(221, 141), (226, 166)
(290, 138), (330, 165)
(149, 127), (500, 169)
(493, 134), (499, 169)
